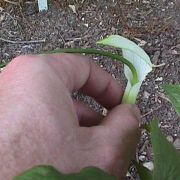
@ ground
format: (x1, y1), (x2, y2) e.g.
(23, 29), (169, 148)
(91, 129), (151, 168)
(0, 0), (180, 179)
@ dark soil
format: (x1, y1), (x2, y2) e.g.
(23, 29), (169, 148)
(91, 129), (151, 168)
(0, 0), (180, 179)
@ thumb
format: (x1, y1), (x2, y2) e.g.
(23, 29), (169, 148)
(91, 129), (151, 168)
(96, 104), (141, 177)
(101, 104), (140, 142)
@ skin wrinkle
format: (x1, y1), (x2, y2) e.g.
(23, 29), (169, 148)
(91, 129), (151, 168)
(94, 76), (118, 109)
(80, 62), (109, 96)
(80, 61), (123, 109)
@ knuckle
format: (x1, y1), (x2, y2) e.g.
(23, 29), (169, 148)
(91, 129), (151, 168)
(9, 55), (39, 69)
(47, 53), (90, 70)
(12, 55), (36, 63)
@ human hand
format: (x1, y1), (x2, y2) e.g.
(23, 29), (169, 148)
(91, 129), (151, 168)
(0, 54), (140, 179)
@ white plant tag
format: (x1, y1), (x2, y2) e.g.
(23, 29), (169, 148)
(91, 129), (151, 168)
(38, 0), (48, 11)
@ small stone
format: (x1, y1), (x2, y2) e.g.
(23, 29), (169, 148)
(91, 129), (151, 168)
(0, 14), (5, 22)
(171, 50), (178, 55)
(152, 51), (160, 65)
(173, 138), (180, 150)
(69, 5), (76, 13)
(155, 85), (159, 89)
(139, 155), (146, 161)
(0, 68), (5, 72)
(13, 20), (18, 26)
(143, 0), (150, 4)
(141, 151), (147, 155)
(65, 41), (75, 48)
(134, 37), (147, 46)
(126, 171), (131, 177)
(174, 44), (180, 49)
(143, 91), (150, 99)
(112, 74), (115, 78)
(102, 108), (108, 116)
(112, 65), (116, 70)
(0, 7), (4, 11)
(166, 135), (173, 142)
(84, 23), (89, 27)
(143, 162), (154, 171)
(111, 27), (116, 33)
(155, 77), (163, 81)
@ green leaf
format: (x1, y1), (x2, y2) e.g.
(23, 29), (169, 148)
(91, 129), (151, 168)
(97, 35), (152, 104)
(14, 166), (117, 180)
(14, 166), (62, 180)
(162, 84), (180, 116)
(150, 119), (180, 180)
(97, 35), (151, 66)
(46, 48), (138, 86)
(133, 161), (152, 180)
(0, 62), (8, 68)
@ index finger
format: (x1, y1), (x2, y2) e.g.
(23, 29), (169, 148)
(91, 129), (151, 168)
(47, 53), (124, 109)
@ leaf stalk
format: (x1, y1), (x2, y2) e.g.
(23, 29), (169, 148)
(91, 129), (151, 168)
(47, 48), (138, 85)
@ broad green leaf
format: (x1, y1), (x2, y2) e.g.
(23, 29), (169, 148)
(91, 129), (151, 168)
(97, 35), (152, 104)
(97, 35), (151, 66)
(162, 84), (180, 116)
(133, 161), (152, 180)
(150, 119), (180, 180)
(123, 50), (152, 82)
(14, 166), (117, 180)
(14, 166), (62, 180)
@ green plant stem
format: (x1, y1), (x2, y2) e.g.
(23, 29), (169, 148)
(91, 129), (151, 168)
(47, 48), (138, 85)
(0, 62), (8, 68)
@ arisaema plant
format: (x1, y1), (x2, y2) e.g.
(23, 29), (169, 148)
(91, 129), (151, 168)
(49, 35), (152, 104)
(97, 35), (152, 103)
(10, 35), (180, 179)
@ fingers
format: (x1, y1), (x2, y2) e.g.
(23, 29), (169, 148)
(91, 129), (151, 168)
(74, 101), (104, 127)
(46, 54), (124, 109)
(80, 60), (124, 109)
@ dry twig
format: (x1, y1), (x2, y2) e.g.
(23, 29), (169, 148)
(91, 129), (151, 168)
(141, 105), (162, 118)
(0, 37), (46, 44)
(4, 0), (19, 5)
